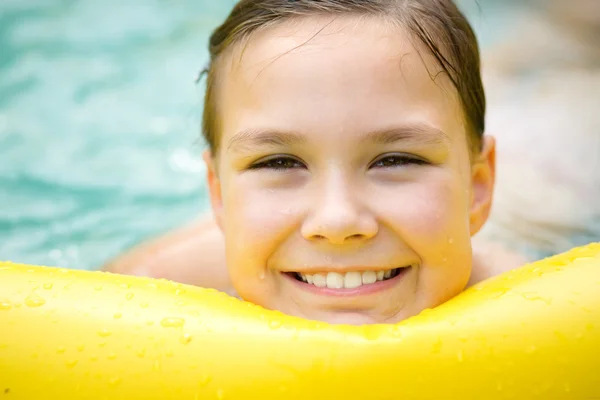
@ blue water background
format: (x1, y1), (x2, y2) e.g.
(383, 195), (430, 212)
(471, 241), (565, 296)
(0, 0), (521, 270)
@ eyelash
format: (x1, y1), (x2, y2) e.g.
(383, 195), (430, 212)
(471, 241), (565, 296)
(248, 154), (428, 171)
(370, 154), (429, 169)
(248, 156), (306, 171)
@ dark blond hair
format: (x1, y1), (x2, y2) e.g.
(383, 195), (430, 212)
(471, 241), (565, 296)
(201, 0), (485, 154)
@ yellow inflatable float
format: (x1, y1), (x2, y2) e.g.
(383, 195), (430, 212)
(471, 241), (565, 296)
(1, 243), (599, 399)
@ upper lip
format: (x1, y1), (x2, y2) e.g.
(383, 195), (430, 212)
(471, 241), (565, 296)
(279, 265), (413, 274)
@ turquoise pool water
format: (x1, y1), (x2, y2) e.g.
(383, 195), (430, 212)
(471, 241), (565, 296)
(1, 0), (517, 270)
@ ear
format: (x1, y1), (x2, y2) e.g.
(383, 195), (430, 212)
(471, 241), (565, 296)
(203, 150), (224, 232)
(469, 135), (496, 236)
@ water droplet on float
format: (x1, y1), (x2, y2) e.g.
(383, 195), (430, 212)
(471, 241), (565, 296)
(97, 328), (112, 337)
(108, 352), (117, 360)
(113, 312), (122, 319)
(66, 359), (78, 368)
(0, 300), (12, 310)
(180, 333), (193, 344)
(456, 349), (464, 362)
(57, 346), (66, 354)
(43, 283), (53, 290)
(125, 292), (134, 301)
(522, 292), (551, 305)
(526, 345), (537, 354)
(161, 317), (185, 328)
(269, 320), (282, 330)
(137, 348), (146, 358)
(216, 389), (224, 399)
(109, 377), (121, 386)
(77, 344), (85, 352)
(140, 302), (148, 308)
(25, 293), (46, 308)
(198, 375), (212, 387)
(94, 285), (103, 291)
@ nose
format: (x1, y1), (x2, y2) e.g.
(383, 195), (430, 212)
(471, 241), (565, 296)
(301, 173), (378, 244)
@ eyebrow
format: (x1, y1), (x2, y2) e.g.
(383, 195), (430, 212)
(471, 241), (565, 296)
(227, 123), (451, 152)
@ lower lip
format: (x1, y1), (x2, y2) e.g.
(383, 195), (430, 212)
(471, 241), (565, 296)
(283, 267), (412, 297)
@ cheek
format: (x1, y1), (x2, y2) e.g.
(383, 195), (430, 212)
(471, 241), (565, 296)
(375, 171), (472, 262)
(221, 176), (301, 269)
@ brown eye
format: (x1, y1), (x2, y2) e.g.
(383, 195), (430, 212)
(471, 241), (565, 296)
(250, 156), (305, 171)
(371, 154), (428, 169)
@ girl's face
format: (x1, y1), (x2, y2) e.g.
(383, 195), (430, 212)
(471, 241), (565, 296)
(205, 17), (495, 325)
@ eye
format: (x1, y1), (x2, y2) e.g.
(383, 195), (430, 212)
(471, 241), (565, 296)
(370, 154), (429, 169)
(249, 155), (306, 171)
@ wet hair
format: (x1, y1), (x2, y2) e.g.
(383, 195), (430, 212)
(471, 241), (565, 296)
(201, 0), (485, 155)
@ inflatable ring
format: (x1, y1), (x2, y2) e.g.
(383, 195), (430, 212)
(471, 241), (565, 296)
(1, 243), (599, 399)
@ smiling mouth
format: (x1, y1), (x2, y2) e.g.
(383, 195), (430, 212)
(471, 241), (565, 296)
(286, 267), (408, 290)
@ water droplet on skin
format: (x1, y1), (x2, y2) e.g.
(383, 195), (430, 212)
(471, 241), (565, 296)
(25, 293), (46, 308)
(113, 312), (122, 319)
(125, 292), (134, 300)
(43, 283), (53, 290)
(448, 237), (454, 244)
(66, 359), (78, 368)
(98, 328), (112, 337)
(257, 270), (266, 281)
(180, 333), (193, 344)
(161, 317), (185, 328)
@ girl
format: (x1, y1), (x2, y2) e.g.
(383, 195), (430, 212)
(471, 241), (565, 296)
(105, 0), (520, 325)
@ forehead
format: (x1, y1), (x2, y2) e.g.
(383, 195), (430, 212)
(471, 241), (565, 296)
(216, 16), (464, 146)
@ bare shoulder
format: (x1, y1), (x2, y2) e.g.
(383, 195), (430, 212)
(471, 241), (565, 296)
(102, 215), (237, 296)
(468, 237), (529, 287)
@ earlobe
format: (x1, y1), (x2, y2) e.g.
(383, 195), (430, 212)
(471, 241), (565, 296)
(469, 136), (496, 236)
(203, 150), (224, 232)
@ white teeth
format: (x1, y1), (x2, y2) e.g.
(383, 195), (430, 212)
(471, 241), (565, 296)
(326, 272), (344, 289)
(312, 273), (327, 288)
(298, 269), (400, 289)
(344, 271), (362, 289)
(362, 271), (377, 284)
